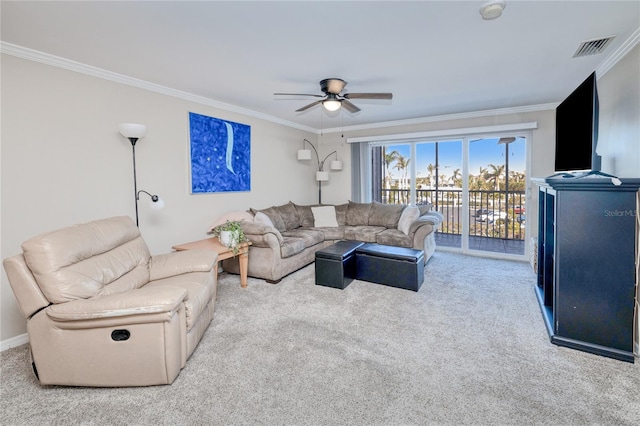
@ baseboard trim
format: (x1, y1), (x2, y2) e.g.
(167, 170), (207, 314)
(1, 333), (29, 351)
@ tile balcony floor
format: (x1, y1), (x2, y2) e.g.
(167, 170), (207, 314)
(435, 232), (525, 255)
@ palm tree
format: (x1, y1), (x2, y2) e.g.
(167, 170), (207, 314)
(383, 149), (399, 191)
(452, 168), (462, 188)
(426, 163), (436, 188)
(508, 170), (526, 191)
(486, 164), (505, 191)
(394, 154), (411, 203)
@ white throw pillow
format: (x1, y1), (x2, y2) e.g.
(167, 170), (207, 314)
(254, 211), (274, 228)
(311, 205), (339, 227)
(397, 206), (420, 235)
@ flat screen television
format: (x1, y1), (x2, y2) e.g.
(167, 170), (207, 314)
(554, 71), (601, 173)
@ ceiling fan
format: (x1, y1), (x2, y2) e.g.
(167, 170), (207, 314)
(274, 78), (393, 113)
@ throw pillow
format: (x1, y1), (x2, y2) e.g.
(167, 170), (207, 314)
(254, 211), (274, 228)
(311, 206), (339, 227)
(397, 206), (420, 235)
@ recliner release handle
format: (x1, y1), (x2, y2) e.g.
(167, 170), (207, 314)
(111, 329), (131, 341)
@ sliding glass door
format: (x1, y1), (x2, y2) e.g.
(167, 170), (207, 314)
(370, 134), (528, 259)
(467, 137), (527, 256)
(415, 140), (463, 248)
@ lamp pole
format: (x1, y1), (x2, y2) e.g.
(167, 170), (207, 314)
(127, 137), (141, 227)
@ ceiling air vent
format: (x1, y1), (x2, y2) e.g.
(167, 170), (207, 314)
(573, 36), (616, 58)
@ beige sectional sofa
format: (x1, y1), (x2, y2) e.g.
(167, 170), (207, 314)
(222, 201), (443, 283)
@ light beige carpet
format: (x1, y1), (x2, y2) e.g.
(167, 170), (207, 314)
(1, 251), (639, 425)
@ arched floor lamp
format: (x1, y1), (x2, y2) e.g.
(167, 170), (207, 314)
(297, 139), (343, 204)
(118, 123), (164, 226)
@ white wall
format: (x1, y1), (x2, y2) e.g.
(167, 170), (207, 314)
(0, 55), (317, 343)
(598, 43), (640, 177)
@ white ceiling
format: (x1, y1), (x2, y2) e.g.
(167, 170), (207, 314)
(2, 1), (639, 132)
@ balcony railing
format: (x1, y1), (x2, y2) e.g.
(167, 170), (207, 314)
(381, 188), (526, 241)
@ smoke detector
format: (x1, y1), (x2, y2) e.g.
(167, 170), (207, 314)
(480, 0), (506, 20)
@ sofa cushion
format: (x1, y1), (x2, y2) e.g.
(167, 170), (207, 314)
(146, 270), (216, 331)
(293, 203), (318, 228)
(375, 229), (413, 248)
(398, 206), (420, 234)
(273, 202), (300, 230)
(368, 201), (405, 228)
(252, 206), (286, 232)
(280, 237), (306, 259)
(311, 206), (339, 227)
(343, 225), (386, 242)
(281, 228), (324, 248)
(21, 216), (151, 304)
(335, 203), (348, 226)
(315, 226), (346, 241)
(346, 201), (372, 226)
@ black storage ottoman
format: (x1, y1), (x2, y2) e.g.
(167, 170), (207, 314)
(315, 240), (365, 289)
(355, 244), (425, 291)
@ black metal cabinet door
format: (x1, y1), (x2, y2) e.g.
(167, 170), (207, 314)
(554, 189), (636, 352)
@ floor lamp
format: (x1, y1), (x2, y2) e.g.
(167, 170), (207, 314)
(297, 139), (343, 204)
(118, 123), (164, 226)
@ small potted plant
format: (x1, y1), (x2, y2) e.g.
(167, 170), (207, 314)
(210, 220), (249, 255)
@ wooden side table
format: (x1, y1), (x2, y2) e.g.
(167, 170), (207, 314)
(172, 238), (251, 288)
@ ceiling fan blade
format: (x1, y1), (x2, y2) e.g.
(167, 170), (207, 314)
(274, 93), (324, 97)
(344, 93), (393, 100)
(296, 100), (323, 112)
(341, 99), (361, 113)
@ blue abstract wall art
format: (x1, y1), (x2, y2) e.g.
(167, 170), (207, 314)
(189, 112), (251, 193)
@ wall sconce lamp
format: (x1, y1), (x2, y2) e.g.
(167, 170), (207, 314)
(297, 139), (343, 204)
(118, 123), (164, 227)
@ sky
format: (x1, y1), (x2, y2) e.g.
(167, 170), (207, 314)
(385, 137), (526, 179)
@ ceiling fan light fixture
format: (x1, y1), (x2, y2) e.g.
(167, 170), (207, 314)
(480, 0), (506, 20)
(322, 98), (341, 112)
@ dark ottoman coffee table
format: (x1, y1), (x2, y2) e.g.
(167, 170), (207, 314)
(355, 243), (425, 291)
(315, 240), (365, 289)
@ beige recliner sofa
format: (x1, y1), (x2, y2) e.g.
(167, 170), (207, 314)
(3, 216), (218, 387)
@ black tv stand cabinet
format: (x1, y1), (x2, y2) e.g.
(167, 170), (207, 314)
(533, 177), (640, 362)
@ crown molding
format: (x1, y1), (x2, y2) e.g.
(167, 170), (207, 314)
(0, 42), (317, 133)
(597, 26), (640, 77)
(322, 104), (557, 135)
